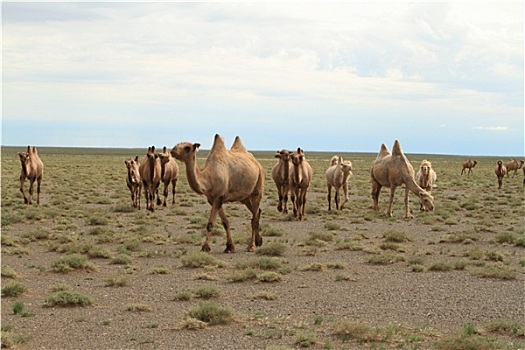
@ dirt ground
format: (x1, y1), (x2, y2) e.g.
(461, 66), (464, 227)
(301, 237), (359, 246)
(1, 149), (524, 349)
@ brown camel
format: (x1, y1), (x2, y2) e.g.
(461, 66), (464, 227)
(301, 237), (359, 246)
(370, 140), (434, 218)
(170, 134), (265, 253)
(125, 156), (142, 209)
(505, 159), (524, 177)
(461, 159), (477, 176)
(18, 146), (44, 205)
(495, 160), (507, 189)
(290, 148), (313, 220)
(139, 146), (161, 212)
(325, 156), (353, 210)
(158, 146), (179, 207)
(415, 160), (437, 193)
(271, 149), (293, 214)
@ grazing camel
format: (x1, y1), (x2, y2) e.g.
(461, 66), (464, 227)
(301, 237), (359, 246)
(325, 156), (353, 210)
(505, 159), (524, 177)
(495, 160), (507, 189)
(18, 146), (44, 205)
(290, 148), (313, 220)
(125, 156), (142, 209)
(370, 140), (434, 218)
(139, 146), (162, 212)
(158, 146), (179, 207)
(171, 134), (265, 253)
(461, 159), (477, 176)
(271, 149), (293, 214)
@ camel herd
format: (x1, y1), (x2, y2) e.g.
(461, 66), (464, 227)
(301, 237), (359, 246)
(17, 139), (524, 252)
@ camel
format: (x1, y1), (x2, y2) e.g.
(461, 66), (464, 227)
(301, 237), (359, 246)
(170, 134), (265, 253)
(495, 160), (507, 189)
(416, 160), (437, 193)
(290, 148), (313, 220)
(370, 140), (434, 218)
(505, 159), (524, 177)
(461, 159), (477, 176)
(271, 149), (293, 214)
(325, 155), (353, 210)
(158, 146), (179, 207)
(125, 156), (142, 209)
(139, 146), (162, 212)
(18, 146), (44, 205)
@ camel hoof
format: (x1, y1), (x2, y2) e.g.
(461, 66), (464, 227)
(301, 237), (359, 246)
(277, 204), (283, 212)
(247, 245), (256, 252)
(224, 243), (236, 253)
(201, 244), (211, 252)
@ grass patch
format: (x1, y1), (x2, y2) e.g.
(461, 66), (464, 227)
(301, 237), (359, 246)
(180, 252), (227, 268)
(126, 303), (152, 312)
(256, 242), (287, 256)
(1, 266), (17, 279)
(185, 301), (233, 325)
(235, 257), (283, 270)
(367, 254), (405, 265)
(192, 286), (220, 299)
(52, 254), (97, 273)
(44, 290), (92, 307)
(383, 230), (410, 242)
(1, 282), (26, 297)
(474, 264), (517, 280)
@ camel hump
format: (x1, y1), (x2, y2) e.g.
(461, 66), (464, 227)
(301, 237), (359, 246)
(392, 140), (403, 156)
(32, 146), (38, 155)
(163, 146), (168, 153)
(211, 134), (226, 152)
(376, 143), (391, 160)
(231, 136), (247, 152)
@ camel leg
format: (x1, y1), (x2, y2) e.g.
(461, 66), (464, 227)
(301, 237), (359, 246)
(244, 198), (262, 252)
(162, 182), (168, 207)
(36, 177), (42, 205)
(327, 184), (332, 211)
(218, 208), (235, 253)
(388, 186), (396, 217)
(137, 185), (141, 210)
(341, 184), (348, 210)
(404, 187), (413, 218)
(203, 197), (223, 252)
(334, 188), (339, 210)
(371, 183), (381, 212)
(291, 192), (297, 218)
(277, 185), (283, 213)
(19, 177), (28, 204)
(28, 179), (35, 205)
(282, 187), (289, 214)
(171, 179), (177, 204)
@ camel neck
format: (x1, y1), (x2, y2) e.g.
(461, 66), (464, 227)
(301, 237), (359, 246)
(185, 155), (205, 195)
(405, 175), (424, 195)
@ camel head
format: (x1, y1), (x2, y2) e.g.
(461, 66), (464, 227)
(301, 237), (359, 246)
(419, 190), (434, 212)
(341, 161), (353, 176)
(420, 160), (432, 176)
(497, 160), (503, 166)
(158, 146), (172, 166)
(291, 148), (305, 167)
(472, 161), (478, 167)
(171, 142), (200, 163)
(275, 149), (293, 162)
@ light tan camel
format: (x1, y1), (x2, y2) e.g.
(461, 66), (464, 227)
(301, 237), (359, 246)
(290, 148), (313, 220)
(158, 146), (179, 207)
(505, 159), (524, 177)
(416, 160), (437, 193)
(18, 146), (44, 205)
(461, 159), (477, 176)
(325, 156), (353, 210)
(370, 140), (434, 218)
(125, 156), (142, 209)
(271, 149), (293, 214)
(170, 134), (265, 253)
(495, 160), (507, 189)
(139, 146), (161, 212)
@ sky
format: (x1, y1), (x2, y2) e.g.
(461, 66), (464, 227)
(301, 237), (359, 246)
(2, 2), (524, 156)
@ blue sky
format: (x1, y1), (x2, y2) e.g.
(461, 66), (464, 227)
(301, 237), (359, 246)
(2, 2), (523, 156)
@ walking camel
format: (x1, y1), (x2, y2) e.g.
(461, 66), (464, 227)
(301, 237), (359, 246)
(271, 149), (293, 214)
(171, 134), (265, 253)
(290, 148), (313, 220)
(139, 146), (161, 212)
(158, 146), (179, 207)
(461, 160), (477, 176)
(370, 140), (434, 218)
(18, 146), (44, 205)
(505, 159), (524, 177)
(495, 160), (507, 189)
(125, 156), (142, 209)
(325, 156), (353, 210)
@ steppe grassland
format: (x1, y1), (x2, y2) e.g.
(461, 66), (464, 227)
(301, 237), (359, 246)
(1, 146), (524, 349)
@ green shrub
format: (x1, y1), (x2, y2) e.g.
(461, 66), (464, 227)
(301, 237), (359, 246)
(1, 281), (26, 297)
(186, 301), (233, 325)
(255, 242), (286, 256)
(44, 290), (92, 307)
